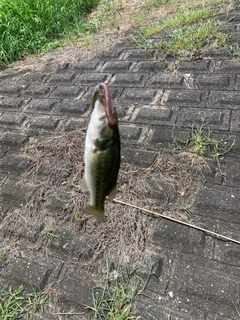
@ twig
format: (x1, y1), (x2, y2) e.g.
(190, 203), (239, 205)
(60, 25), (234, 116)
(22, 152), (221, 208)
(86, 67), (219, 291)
(55, 312), (84, 315)
(113, 199), (240, 246)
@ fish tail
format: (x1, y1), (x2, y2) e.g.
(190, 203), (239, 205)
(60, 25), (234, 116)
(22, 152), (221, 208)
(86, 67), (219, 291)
(83, 205), (104, 221)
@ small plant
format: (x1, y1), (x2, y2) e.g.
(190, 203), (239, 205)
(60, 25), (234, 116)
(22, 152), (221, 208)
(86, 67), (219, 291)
(175, 117), (235, 175)
(0, 285), (50, 319)
(75, 211), (83, 220)
(0, 249), (6, 263)
(178, 199), (195, 215)
(85, 261), (156, 320)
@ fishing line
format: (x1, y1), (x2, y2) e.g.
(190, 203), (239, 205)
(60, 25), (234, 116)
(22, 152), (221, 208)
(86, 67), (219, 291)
(113, 198), (240, 246)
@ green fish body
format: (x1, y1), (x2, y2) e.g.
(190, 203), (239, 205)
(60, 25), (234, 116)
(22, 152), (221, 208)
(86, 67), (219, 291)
(81, 84), (120, 221)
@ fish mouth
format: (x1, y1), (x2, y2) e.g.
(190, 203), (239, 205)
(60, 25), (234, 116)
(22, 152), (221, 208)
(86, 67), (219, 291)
(91, 83), (115, 127)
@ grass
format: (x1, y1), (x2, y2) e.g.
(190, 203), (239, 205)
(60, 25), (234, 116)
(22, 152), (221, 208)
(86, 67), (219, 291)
(85, 261), (156, 320)
(0, 249), (6, 263)
(175, 117), (235, 175)
(0, 285), (50, 319)
(0, 0), (98, 67)
(133, 0), (234, 57)
(0, 0), (234, 66)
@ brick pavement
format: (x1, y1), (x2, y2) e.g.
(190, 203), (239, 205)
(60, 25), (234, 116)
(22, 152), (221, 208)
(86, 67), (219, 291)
(1, 1), (240, 319)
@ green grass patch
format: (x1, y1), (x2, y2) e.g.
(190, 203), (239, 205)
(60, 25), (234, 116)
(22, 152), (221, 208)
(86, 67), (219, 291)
(157, 20), (227, 52)
(0, 285), (50, 319)
(0, 0), (98, 67)
(175, 117), (235, 175)
(85, 262), (156, 320)
(139, 7), (215, 39)
(134, 1), (233, 56)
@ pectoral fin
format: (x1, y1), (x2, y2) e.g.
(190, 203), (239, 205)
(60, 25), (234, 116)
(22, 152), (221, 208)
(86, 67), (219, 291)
(107, 183), (117, 202)
(81, 176), (89, 192)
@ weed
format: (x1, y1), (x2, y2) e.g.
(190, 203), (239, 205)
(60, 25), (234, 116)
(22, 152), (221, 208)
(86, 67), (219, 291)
(75, 211), (83, 220)
(0, 249), (6, 263)
(178, 199), (195, 215)
(175, 117), (235, 175)
(0, 285), (50, 319)
(85, 261), (156, 319)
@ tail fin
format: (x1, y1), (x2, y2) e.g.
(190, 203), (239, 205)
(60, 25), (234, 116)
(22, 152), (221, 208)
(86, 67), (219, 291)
(83, 205), (104, 221)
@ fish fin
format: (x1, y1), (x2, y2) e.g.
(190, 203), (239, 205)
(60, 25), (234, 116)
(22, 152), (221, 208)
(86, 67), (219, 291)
(83, 205), (104, 221)
(107, 183), (117, 202)
(81, 176), (89, 191)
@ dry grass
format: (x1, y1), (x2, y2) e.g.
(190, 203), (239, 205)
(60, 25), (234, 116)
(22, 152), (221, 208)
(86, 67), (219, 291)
(0, 130), (208, 266)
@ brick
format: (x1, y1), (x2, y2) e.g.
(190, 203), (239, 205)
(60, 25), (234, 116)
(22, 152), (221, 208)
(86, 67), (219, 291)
(24, 98), (59, 114)
(64, 118), (88, 131)
(119, 124), (146, 141)
(55, 62), (71, 72)
(177, 60), (214, 73)
(169, 254), (240, 318)
(49, 72), (76, 84)
(132, 61), (168, 72)
(165, 90), (207, 107)
(147, 74), (184, 88)
(22, 85), (54, 98)
(134, 295), (206, 320)
(214, 220), (240, 267)
(3, 257), (51, 290)
(121, 88), (159, 104)
(134, 106), (177, 125)
(149, 126), (183, 147)
(109, 73), (147, 87)
(113, 105), (135, 121)
(215, 60), (240, 73)
(122, 148), (156, 167)
(100, 61), (133, 72)
(176, 108), (230, 130)
(56, 99), (89, 116)
(0, 84), (25, 96)
(1, 178), (30, 206)
(98, 49), (124, 59)
(146, 179), (177, 204)
(0, 153), (31, 175)
(234, 74), (240, 89)
(73, 60), (103, 71)
(50, 85), (86, 99)
(58, 271), (96, 311)
(46, 227), (95, 261)
(0, 112), (27, 126)
(28, 116), (59, 131)
(0, 132), (29, 149)
(225, 158), (240, 186)
(194, 74), (231, 89)
(231, 110), (240, 131)
(76, 72), (111, 85)
(20, 72), (47, 83)
(208, 91), (240, 109)
(44, 192), (71, 215)
(151, 219), (213, 257)
(123, 49), (158, 60)
(0, 97), (28, 111)
(202, 48), (232, 60)
(195, 184), (240, 223)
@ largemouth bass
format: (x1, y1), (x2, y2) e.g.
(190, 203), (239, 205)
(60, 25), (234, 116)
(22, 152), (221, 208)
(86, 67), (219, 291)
(81, 83), (121, 221)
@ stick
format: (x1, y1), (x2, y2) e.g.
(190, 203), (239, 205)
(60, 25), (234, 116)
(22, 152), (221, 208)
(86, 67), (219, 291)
(55, 312), (84, 315)
(113, 198), (240, 246)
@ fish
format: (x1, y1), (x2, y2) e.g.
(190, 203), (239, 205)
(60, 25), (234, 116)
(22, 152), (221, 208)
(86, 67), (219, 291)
(81, 83), (121, 221)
